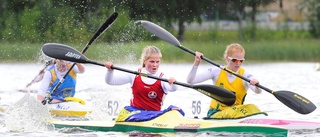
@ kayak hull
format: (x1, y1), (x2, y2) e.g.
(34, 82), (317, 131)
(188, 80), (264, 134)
(205, 114), (320, 130)
(48, 102), (91, 117)
(52, 110), (287, 136)
(238, 117), (320, 130)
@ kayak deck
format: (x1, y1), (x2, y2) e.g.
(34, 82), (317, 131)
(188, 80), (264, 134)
(48, 102), (92, 117)
(53, 110), (287, 136)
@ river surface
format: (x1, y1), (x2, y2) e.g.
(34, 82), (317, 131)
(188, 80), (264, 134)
(0, 62), (320, 137)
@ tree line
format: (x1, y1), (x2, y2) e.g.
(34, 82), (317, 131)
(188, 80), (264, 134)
(1, 0), (320, 44)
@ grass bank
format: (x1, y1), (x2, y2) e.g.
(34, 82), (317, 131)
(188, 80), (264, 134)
(1, 38), (319, 64)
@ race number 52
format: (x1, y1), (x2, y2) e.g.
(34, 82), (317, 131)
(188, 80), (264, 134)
(192, 100), (201, 115)
(107, 100), (119, 116)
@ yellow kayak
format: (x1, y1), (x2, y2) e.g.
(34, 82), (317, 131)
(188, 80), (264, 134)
(52, 110), (288, 136)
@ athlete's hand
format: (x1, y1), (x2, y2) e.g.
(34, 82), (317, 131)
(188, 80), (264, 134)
(104, 62), (113, 70)
(168, 77), (176, 85)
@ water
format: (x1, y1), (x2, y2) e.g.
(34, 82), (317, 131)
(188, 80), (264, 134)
(1, 62), (320, 137)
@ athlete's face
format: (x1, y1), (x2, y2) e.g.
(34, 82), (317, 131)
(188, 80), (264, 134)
(144, 54), (161, 74)
(56, 59), (68, 72)
(226, 52), (245, 72)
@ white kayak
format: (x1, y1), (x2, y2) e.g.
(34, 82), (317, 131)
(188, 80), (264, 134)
(207, 114), (320, 130)
(0, 97), (92, 117)
(48, 102), (91, 117)
(47, 97), (92, 117)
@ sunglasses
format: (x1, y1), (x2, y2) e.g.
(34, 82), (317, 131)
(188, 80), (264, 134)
(228, 56), (245, 63)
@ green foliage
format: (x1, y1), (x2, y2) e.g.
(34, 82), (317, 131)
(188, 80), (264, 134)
(307, 0), (320, 38)
(1, 30), (320, 63)
(0, 0), (319, 65)
(0, 0), (131, 44)
(20, 6), (41, 42)
(241, 24), (312, 40)
(1, 0), (319, 44)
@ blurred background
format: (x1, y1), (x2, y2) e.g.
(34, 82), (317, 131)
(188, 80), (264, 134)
(0, 0), (319, 63)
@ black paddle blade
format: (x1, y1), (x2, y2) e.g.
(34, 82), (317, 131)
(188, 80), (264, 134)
(42, 43), (89, 63)
(193, 84), (236, 106)
(274, 90), (316, 114)
(87, 12), (118, 45)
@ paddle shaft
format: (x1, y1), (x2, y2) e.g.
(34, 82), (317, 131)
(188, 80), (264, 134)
(92, 61), (236, 105)
(26, 66), (45, 87)
(43, 12), (118, 105)
(91, 61), (196, 89)
(26, 59), (55, 88)
(178, 45), (273, 93)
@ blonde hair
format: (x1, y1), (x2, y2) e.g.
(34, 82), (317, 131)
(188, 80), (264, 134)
(140, 46), (162, 67)
(223, 43), (245, 58)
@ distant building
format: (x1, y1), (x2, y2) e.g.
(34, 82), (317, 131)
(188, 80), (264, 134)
(179, 0), (309, 30)
(257, 0), (307, 22)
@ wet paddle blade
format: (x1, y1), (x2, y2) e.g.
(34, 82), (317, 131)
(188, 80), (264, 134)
(42, 43), (89, 63)
(274, 90), (316, 114)
(193, 84), (236, 106)
(140, 20), (181, 47)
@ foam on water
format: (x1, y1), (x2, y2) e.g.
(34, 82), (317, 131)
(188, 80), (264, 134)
(4, 93), (53, 132)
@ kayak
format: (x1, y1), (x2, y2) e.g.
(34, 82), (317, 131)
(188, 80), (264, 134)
(52, 110), (288, 136)
(0, 98), (92, 117)
(207, 114), (320, 130)
(238, 117), (320, 130)
(48, 101), (91, 117)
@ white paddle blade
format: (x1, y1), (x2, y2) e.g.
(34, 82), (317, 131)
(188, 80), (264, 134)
(139, 20), (181, 46)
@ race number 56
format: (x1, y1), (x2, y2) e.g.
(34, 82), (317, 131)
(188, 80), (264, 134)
(192, 100), (201, 115)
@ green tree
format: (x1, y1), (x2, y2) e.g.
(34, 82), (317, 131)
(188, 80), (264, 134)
(204, 0), (277, 40)
(3, 0), (37, 41)
(120, 0), (212, 41)
(307, 0), (320, 38)
(214, 0), (275, 40)
(246, 0), (276, 39)
(0, 0), (122, 43)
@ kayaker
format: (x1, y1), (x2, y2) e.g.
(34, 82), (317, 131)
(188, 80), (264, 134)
(104, 46), (182, 121)
(37, 59), (85, 104)
(186, 43), (266, 119)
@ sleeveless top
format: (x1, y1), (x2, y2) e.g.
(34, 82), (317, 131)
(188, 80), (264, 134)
(48, 64), (77, 100)
(209, 68), (247, 110)
(130, 69), (166, 111)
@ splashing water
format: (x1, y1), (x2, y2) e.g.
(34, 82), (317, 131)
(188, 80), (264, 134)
(37, 51), (54, 65)
(85, 91), (127, 121)
(5, 94), (53, 132)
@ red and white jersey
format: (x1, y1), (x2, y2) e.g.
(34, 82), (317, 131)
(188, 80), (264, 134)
(105, 67), (178, 111)
(131, 71), (166, 111)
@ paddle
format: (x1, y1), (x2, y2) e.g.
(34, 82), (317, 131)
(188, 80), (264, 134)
(41, 43), (236, 106)
(42, 12), (118, 105)
(21, 60), (54, 91)
(138, 20), (317, 115)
